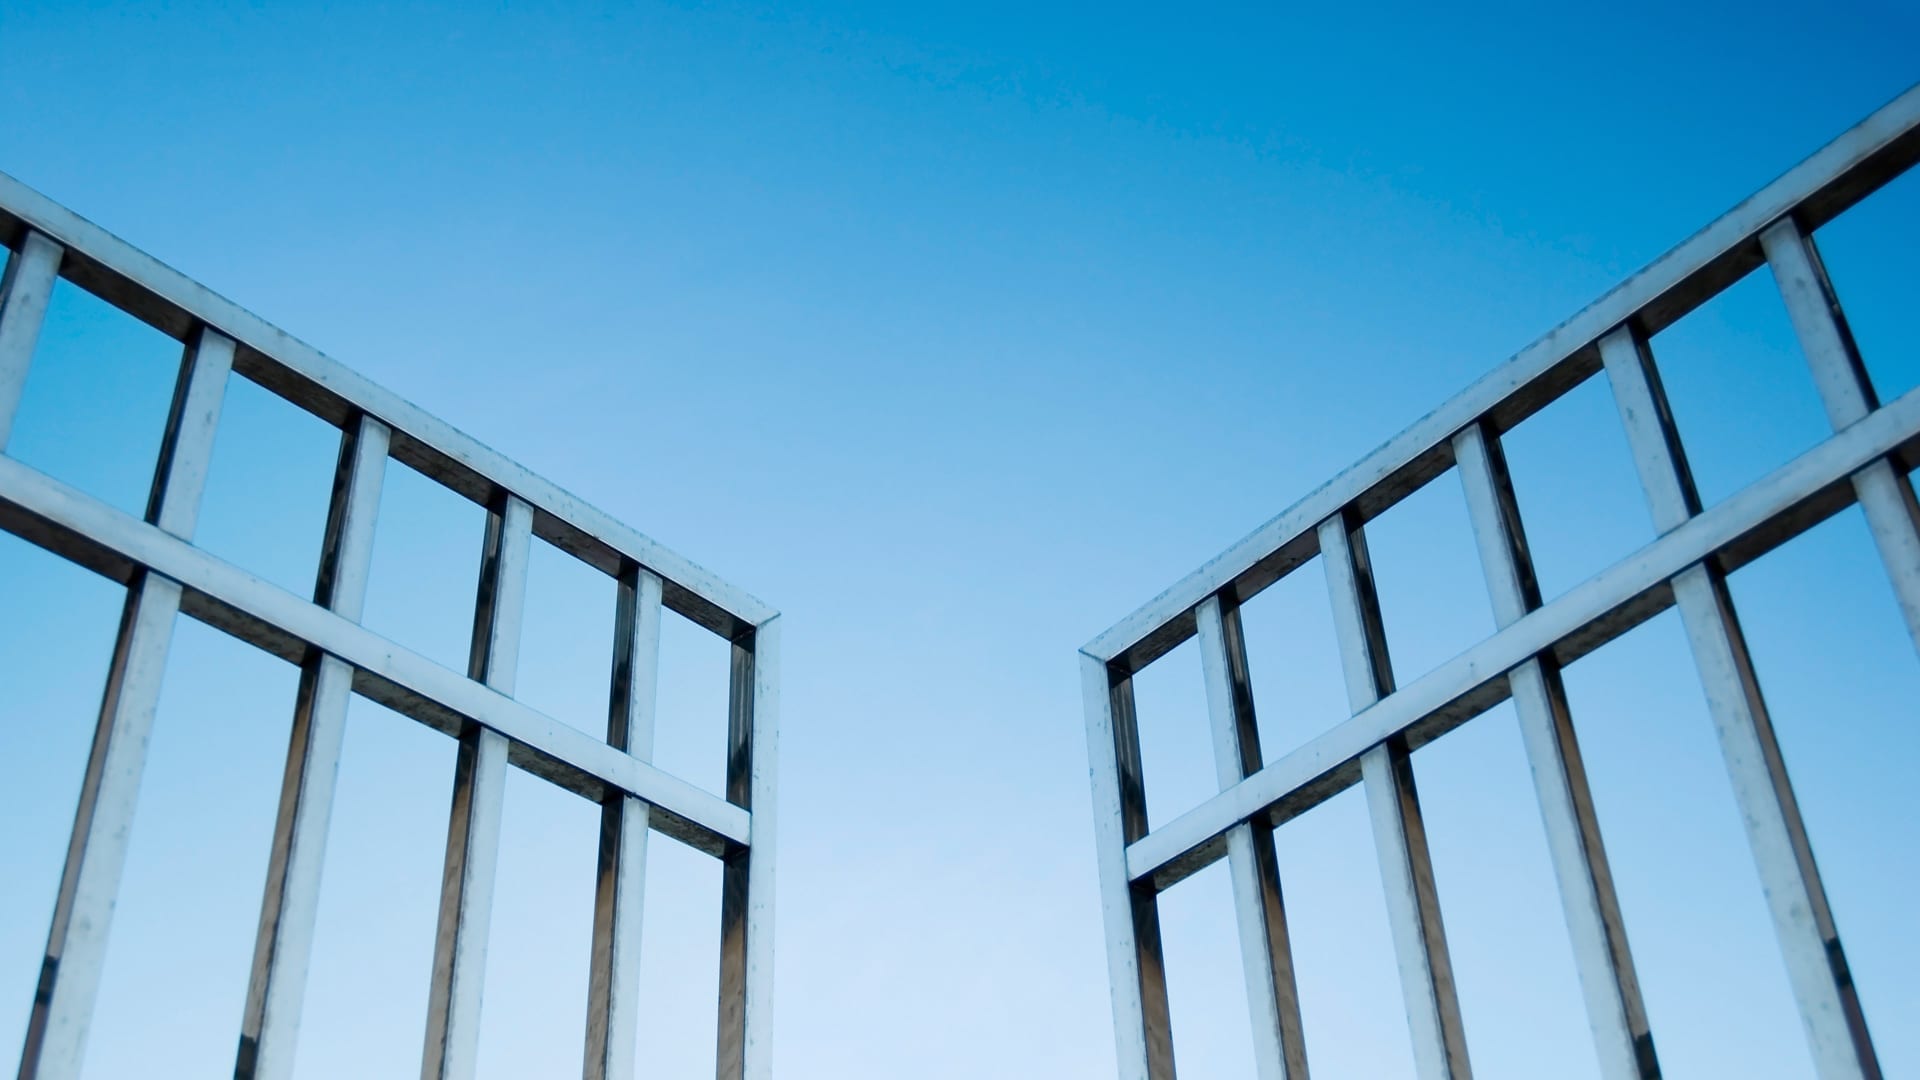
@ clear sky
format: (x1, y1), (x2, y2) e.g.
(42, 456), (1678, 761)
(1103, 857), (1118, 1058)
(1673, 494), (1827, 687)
(1, 2), (1917, 1077)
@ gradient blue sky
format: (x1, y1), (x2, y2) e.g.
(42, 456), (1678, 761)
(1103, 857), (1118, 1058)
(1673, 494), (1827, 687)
(1, 2), (1918, 1077)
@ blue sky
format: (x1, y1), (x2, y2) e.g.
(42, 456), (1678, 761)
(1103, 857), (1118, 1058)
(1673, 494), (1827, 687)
(1, 2), (1917, 1077)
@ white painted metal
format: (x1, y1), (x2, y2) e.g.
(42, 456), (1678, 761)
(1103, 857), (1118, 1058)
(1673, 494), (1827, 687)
(1599, 329), (1700, 528)
(1453, 423), (1656, 1080)
(1085, 88), (1918, 1079)
(1196, 596), (1309, 1080)
(0, 230), (62, 448)
(421, 727), (509, 1080)
(1123, 372), (1920, 889)
(0, 454), (749, 851)
(423, 495), (532, 1080)
(1084, 82), (1920, 670)
(1761, 217), (1920, 648)
(17, 574), (182, 1080)
(0, 172), (771, 635)
(1319, 515), (1472, 1080)
(236, 413), (390, 1080)
(149, 328), (236, 538)
(585, 567), (663, 1080)
(0, 182), (779, 1079)
(1082, 652), (1176, 1080)
(717, 616), (780, 1080)
(18, 326), (232, 1080)
(1601, 325), (1880, 1080)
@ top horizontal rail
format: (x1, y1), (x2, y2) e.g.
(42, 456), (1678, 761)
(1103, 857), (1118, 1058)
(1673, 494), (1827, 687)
(0, 172), (776, 639)
(1084, 81), (1920, 673)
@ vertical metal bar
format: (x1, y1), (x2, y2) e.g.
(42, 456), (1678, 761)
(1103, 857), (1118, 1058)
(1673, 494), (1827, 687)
(421, 494), (531, 1080)
(18, 326), (234, 1080)
(1081, 652), (1177, 1080)
(0, 230), (63, 448)
(19, 575), (180, 1080)
(148, 328), (236, 539)
(1598, 327), (1703, 528)
(1760, 217), (1920, 648)
(584, 566), (663, 1080)
(1196, 596), (1309, 1080)
(1600, 325), (1880, 1080)
(1452, 422), (1659, 1080)
(716, 616), (779, 1080)
(235, 413), (390, 1080)
(464, 496), (533, 695)
(1317, 515), (1395, 710)
(1317, 513), (1473, 1080)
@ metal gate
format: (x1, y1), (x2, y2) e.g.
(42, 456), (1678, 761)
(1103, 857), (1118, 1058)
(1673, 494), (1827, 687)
(1081, 87), (1920, 1080)
(0, 174), (777, 1080)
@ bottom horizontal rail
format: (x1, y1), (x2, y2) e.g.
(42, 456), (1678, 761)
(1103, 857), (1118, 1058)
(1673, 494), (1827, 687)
(0, 452), (752, 855)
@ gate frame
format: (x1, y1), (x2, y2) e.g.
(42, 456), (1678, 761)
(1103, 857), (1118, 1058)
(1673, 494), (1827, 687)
(1082, 84), (1920, 1080)
(0, 173), (778, 1080)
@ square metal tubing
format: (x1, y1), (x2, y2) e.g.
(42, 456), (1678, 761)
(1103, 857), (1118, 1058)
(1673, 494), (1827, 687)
(0, 172), (779, 1080)
(1082, 84), (1920, 1080)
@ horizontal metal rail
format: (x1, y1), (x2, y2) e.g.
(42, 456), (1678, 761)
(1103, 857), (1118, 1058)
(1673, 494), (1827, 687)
(1083, 82), (1920, 674)
(1084, 81), (1920, 1080)
(1120, 376), (1920, 892)
(0, 171), (773, 639)
(0, 453), (749, 853)
(0, 172), (780, 1080)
